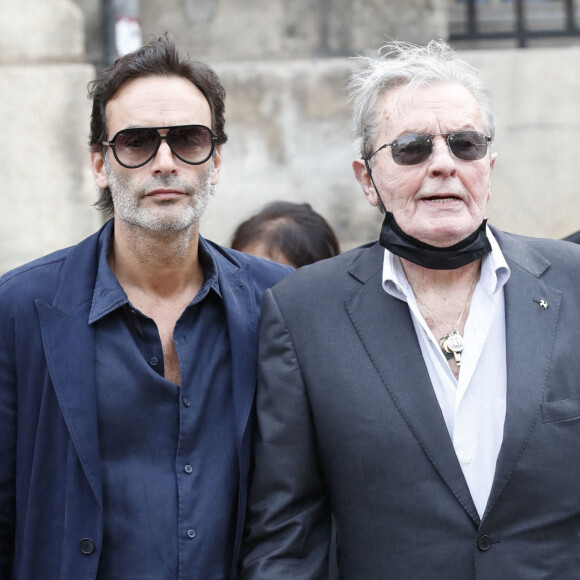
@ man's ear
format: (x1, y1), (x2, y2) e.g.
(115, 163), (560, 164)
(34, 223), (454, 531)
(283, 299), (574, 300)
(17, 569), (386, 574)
(353, 159), (380, 208)
(91, 149), (109, 189)
(210, 145), (222, 186)
(488, 152), (497, 201)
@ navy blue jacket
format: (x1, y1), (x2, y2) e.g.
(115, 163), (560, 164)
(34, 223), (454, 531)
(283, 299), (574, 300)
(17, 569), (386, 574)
(0, 221), (290, 580)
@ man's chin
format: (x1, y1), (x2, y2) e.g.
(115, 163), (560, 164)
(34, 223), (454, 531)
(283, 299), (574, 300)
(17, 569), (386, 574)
(120, 212), (198, 235)
(407, 226), (473, 248)
(406, 214), (481, 247)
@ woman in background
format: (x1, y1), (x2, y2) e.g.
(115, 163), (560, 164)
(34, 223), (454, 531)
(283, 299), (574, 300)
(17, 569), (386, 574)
(231, 201), (340, 268)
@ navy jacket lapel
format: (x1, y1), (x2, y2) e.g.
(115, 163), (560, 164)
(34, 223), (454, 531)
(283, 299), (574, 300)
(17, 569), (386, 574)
(210, 246), (260, 446)
(36, 227), (103, 506)
(345, 243), (480, 524)
(484, 230), (561, 519)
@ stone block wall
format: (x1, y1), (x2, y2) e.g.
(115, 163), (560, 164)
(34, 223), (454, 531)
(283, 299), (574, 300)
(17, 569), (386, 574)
(0, 0), (100, 274)
(139, 0), (448, 61)
(2, 0), (580, 274)
(468, 47), (580, 240)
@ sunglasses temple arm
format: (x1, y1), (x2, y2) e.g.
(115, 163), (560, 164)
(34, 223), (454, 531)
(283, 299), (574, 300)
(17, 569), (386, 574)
(364, 160), (388, 214)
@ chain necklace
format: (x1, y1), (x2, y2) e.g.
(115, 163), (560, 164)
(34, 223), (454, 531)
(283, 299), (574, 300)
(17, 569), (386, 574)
(414, 276), (478, 366)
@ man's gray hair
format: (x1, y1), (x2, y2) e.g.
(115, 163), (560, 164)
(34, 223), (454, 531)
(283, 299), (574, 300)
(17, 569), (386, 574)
(348, 39), (496, 160)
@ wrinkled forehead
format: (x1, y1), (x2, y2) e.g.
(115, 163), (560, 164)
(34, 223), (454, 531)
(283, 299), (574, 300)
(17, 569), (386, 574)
(377, 81), (484, 137)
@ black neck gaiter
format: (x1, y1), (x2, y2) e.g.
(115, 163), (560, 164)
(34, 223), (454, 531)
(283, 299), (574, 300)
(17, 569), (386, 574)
(379, 211), (491, 270)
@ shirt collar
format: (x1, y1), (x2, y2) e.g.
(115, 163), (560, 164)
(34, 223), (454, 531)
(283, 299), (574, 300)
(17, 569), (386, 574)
(382, 225), (511, 302)
(89, 220), (221, 325)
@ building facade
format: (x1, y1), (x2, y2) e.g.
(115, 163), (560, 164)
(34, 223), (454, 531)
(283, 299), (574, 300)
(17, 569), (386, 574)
(2, 0), (580, 273)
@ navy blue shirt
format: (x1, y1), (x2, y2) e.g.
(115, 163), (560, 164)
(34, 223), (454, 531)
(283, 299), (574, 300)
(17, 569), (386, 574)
(90, 222), (237, 579)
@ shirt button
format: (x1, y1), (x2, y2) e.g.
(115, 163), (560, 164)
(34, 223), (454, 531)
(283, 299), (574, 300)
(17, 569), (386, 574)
(149, 356), (159, 366)
(79, 538), (95, 555)
(184, 464), (193, 474)
(187, 529), (196, 539)
(477, 535), (492, 551)
(182, 396), (191, 407)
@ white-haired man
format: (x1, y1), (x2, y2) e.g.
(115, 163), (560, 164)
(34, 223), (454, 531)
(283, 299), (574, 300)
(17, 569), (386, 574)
(242, 40), (580, 579)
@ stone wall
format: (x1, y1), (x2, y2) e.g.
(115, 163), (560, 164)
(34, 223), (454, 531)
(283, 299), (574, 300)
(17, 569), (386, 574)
(142, 0), (448, 61)
(0, 0), (100, 274)
(463, 46), (580, 240)
(75, 0), (449, 65)
(2, 1), (580, 275)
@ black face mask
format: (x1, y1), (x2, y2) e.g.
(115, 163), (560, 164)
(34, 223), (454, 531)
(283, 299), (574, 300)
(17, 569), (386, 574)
(379, 211), (491, 270)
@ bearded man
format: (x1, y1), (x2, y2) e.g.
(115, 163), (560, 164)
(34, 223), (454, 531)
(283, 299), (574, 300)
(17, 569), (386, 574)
(0, 34), (290, 580)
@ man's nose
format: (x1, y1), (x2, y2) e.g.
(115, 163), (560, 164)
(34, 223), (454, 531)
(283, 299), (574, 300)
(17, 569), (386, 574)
(428, 135), (457, 178)
(151, 139), (178, 175)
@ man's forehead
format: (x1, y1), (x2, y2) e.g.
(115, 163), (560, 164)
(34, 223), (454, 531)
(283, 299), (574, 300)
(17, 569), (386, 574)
(377, 82), (483, 134)
(105, 76), (211, 131)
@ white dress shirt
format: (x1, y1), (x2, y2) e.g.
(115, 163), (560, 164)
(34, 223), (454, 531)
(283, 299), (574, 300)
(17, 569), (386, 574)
(381, 227), (511, 518)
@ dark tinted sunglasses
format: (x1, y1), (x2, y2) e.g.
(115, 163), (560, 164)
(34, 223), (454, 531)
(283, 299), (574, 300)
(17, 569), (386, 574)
(366, 131), (491, 166)
(102, 124), (218, 169)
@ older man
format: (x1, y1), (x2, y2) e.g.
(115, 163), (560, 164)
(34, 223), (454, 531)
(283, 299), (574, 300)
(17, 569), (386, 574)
(0, 35), (290, 579)
(242, 40), (580, 579)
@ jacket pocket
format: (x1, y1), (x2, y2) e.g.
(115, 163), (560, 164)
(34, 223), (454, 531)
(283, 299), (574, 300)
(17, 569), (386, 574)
(541, 394), (580, 423)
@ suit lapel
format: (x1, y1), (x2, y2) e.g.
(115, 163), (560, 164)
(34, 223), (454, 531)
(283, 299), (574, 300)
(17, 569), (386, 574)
(483, 231), (561, 519)
(212, 250), (259, 445)
(37, 300), (102, 505)
(36, 227), (105, 506)
(345, 244), (480, 524)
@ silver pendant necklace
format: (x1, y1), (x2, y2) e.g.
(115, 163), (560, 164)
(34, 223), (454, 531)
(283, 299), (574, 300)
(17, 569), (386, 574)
(414, 277), (478, 367)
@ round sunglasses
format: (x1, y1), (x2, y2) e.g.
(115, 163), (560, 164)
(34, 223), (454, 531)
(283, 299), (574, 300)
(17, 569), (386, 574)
(102, 124), (218, 168)
(365, 131), (491, 166)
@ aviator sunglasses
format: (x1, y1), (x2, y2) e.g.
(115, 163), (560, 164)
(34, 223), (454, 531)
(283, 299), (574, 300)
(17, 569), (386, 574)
(102, 124), (218, 169)
(365, 131), (492, 166)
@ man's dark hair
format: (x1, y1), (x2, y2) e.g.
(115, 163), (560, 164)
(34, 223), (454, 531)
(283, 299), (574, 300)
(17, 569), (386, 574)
(88, 33), (227, 215)
(231, 201), (340, 268)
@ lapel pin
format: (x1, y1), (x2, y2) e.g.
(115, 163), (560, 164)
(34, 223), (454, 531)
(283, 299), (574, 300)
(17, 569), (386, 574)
(533, 298), (548, 309)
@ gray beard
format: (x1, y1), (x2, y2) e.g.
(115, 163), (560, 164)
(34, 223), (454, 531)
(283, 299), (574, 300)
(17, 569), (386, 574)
(104, 154), (214, 234)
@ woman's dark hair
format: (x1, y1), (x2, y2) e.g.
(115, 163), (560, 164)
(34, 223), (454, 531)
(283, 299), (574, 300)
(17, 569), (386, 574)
(231, 201), (340, 268)
(88, 33), (227, 215)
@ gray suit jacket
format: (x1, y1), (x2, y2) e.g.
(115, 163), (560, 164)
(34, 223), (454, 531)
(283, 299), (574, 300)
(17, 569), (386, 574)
(242, 228), (580, 579)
